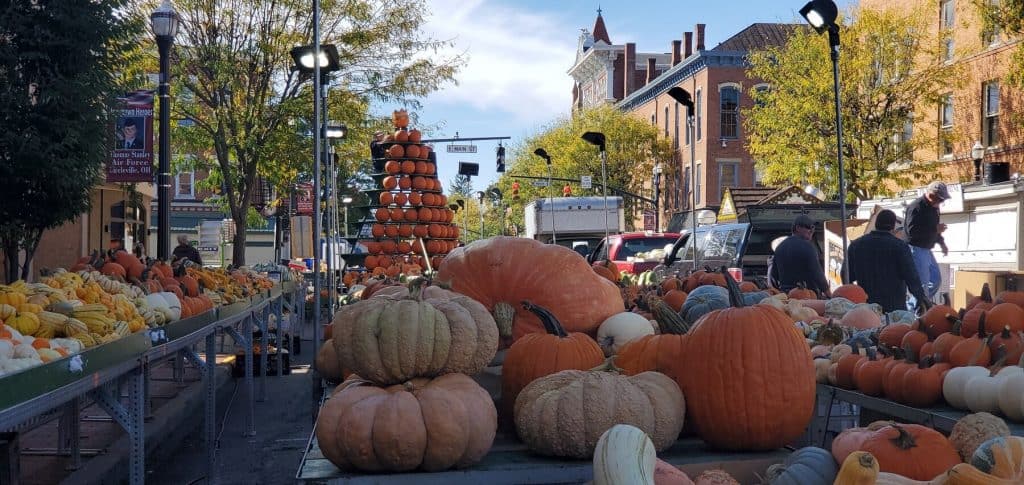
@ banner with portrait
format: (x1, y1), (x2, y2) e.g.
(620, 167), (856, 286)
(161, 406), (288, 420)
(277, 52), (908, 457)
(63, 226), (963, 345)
(107, 90), (155, 182)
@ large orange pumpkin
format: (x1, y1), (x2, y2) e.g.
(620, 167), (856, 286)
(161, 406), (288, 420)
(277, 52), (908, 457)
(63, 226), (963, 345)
(859, 424), (960, 480)
(436, 237), (623, 341)
(676, 271), (814, 450)
(833, 284), (868, 304)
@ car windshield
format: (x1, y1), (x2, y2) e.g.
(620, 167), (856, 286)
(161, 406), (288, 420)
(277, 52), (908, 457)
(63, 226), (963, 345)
(618, 237), (677, 259)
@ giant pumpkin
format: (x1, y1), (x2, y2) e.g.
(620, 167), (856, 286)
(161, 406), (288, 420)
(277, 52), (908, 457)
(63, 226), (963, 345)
(436, 237), (623, 340)
(316, 373), (496, 472)
(676, 269), (815, 450)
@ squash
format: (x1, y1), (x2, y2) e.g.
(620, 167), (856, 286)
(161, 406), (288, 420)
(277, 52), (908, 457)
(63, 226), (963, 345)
(997, 353), (1024, 420)
(841, 305), (882, 329)
(763, 446), (837, 485)
(315, 339), (347, 382)
(860, 424), (961, 480)
(874, 472), (948, 484)
(964, 348), (1011, 413)
(500, 301), (604, 425)
(949, 412), (1011, 462)
(513, 361), (685, 458)
(946, 463), (1020, 485)
(157, 292), (182, 321)
(944, 361), (998, 410)
(435, 237), (624, 341)
(833, 284), (868, 304)
(970, 435), (1024, 481)
(592, 424), (655, 485)
(315, 373), (495, 472)
(834, 451), (879, 485)
(681, 285), (730, 324)
(654, 459), (694, 485)
(596, 312), (656, 356)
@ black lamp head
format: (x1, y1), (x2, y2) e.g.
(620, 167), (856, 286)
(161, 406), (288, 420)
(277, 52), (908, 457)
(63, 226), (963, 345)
(533, 147), (551, 164)
(581, 132), (606, 151)
(800, 0), (839, 34)
(666, 87), (694, 110)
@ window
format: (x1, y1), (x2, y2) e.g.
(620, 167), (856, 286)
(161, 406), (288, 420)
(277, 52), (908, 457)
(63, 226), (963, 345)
(650, 114), (655, 126)
(984, 81), (1000, 147)
(683, 167), (690, 209)
(944, 38), (955, 62)
(695, 90), (703, 141)
(176, 171), (195, 199)
(894, 115), (914, 162)
(674, 170), (681, 208)
(718, 161), (739, 201)
(673, 103), (680, 148)
(695, 162), (702, 205)
(664, 106), (669, 137)
(941, 0), (955, 28)
(683, 103), (691, 145)
(753, 84), (770, 108)
(754, 166), (765, 187)
(940, 94), (954, 157)
(982, 0), (1002, 45)
(720, 86), (740, 139)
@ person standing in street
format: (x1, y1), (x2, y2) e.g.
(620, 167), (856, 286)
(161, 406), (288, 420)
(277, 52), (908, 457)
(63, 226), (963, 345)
(844, 210), (931, 313)
(172, 234), (203, 266)
(904, 181), (950, 309)
(769, 214), (831, 297)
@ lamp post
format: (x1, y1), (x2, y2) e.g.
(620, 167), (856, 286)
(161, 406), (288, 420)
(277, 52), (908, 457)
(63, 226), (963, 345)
(342, 196), (352, 238)
(666, 87), (698, 267)
(581, 132), (610, 240)
(533, 148), (556, 244)
(971, 141), (985, 182)
(653, 164), (663, 231)
(800, 0), (848, 282)
(151, 0), (179, 261)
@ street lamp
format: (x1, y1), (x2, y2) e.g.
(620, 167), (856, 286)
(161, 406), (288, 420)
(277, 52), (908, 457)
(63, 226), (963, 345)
(151, 0), (179, 260)
(325, 123), (347, 140)
(342, 196), (352, 238)
(971, 141), (985, 182)
(533, 148), (557, 244)
(800, 0), (849, 282)
(666, 87), (698, 267)
(581, 132), (610, 240)
(653, 164), (663, 231)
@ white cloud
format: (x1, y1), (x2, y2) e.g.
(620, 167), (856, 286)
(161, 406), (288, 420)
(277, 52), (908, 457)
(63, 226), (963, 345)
(422, 0), (576, 123)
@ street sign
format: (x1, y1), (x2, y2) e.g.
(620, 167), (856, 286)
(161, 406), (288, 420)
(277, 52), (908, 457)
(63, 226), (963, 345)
(531, 180), (549, 187)
(196, 246), (218, 252)
(446, 144), (477, 153)
(580, 175), (592, 189)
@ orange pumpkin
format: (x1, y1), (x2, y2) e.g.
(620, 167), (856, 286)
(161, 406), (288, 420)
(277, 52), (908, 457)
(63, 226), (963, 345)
(394, 129), (409, 142)
(394, 193), (408, 206)
(400, 160), (416, 174)
(398, 176), (412, 190)
(408, 192), (422, 206)
(371, 224), (386, 238)
(967, 283), (995, 310)
(384, 225), (400, 238)
(100, 262), (127, 278)
(859, 424), (960, 480)
(398, 225), (413, 238)
(384, 160), (401, 174)
(406, 144), (421, 159)
(383, 176), (399, 190)
(833, 284), (868, 304)
(387, 144), (405, 158)
(413, 225), (429, 238)
(404, 208), (419, 222)
(379, 192), (394, 205)
(415, 161), (428, 174)
(986, 303), (1024, 333)
(392, 109), (409, 128)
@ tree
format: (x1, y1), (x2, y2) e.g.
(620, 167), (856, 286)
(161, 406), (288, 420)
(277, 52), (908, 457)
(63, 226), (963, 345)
(977, 0), (1024, 90)
(449, 174), (474, 198)
(493, 105), (673, 234)
(161, 0), (462, 265)
(744, 7), (963, 201)
(0, 0), (142, 282)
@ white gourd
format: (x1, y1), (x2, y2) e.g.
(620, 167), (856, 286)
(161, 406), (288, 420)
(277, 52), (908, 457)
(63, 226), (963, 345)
(943, 366), (992, 410)
(596, 312), (656, 356)
(998, 374), (1024, 421)
(592, 424), (656, 485)
(964, 371), (1007, 414)
(158, 292), (182, 321)
(0, 340), (14, 359)
(13, 343), (38, 359)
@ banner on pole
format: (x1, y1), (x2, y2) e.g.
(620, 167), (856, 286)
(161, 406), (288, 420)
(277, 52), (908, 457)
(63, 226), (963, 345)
(107, 90), (155, 183)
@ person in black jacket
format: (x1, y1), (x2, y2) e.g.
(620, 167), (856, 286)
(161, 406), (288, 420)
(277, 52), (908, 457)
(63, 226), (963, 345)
(769, 214), (831, 297)
(171, 234), (203, 266)
(904, 181), (950, 309)
(370, 131), (386, 172)
(844, 210), (931, 313)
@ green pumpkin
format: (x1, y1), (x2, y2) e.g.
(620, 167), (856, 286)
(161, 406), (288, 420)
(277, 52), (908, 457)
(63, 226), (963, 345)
(742, 291), (771, 306)
(680, 285), (729, 324)
(767, 446), (838, 485)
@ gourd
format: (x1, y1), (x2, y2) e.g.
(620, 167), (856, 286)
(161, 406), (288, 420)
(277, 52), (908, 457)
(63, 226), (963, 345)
(970, 436), (1024, 481)
(158, 291), (182, 321)
(315, 374), (496, 472)
(514, 361), (686, 458)
(964, 348), (1010, 413)
(692, 469), (738, 484)
(841, 305), (882, 329)
(949, 412), (1011, 462)
(833, 284), (868, 303)
(596, 312), (655, 356)
(834, 451), (879, 485)
(592, 424), (655, 485)
(763, 446), (837, 485)
(997, 353), (1024, 420)
(874, 472), (949, 484)
(946, 463), (1020, 485)
(681, 285), (729, 324)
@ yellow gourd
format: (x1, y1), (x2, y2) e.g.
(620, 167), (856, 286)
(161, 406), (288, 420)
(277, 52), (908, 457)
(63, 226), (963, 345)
(9, 313), (40, 336)
(834, 451), (879, 485)
(0, 303), (16, 320)
(875, 472), (949, 484)
(0, 291), (28, 307)
(16, 303), (43, 314)
(945, 463), (1019, 485)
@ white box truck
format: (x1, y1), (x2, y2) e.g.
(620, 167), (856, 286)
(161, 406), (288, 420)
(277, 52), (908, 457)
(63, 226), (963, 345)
(524, 196), (625, 251)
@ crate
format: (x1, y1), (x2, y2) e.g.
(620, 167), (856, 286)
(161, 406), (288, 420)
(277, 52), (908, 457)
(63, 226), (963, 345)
(795, 399), (860, 448)
(232, 349), (291, 377)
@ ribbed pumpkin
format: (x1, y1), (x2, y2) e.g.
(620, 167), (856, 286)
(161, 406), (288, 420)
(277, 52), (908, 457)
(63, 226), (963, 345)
(592, 425), (657, 485)
(764, 446), (838, 485)
(985, 303), (1024, 333)
(436, 237), (623, 341)
(329, 281), (499, 385)
(971, 436), (1024, 481)
(680, 285), (729, 325)
(316, 373), (496, 472)
(500, 302), (604, 424)
(676, 271), (814, 450)
(832, 284), (868, 304)
(858, 424), (961, 480)
(616, 296), (690, 375)
(513, 360), (685, 458)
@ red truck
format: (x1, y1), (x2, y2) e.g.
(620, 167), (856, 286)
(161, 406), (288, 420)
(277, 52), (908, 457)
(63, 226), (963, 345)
(586, 231), (680, 275)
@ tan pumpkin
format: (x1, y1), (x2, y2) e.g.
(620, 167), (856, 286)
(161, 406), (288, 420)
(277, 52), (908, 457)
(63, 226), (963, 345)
(315, 373), (495, 472)
(513, 360), (685, 459)
(315, 339), (349, 382)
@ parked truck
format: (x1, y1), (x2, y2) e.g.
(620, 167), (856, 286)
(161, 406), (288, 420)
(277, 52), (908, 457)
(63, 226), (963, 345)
(524, 196), (625, 252)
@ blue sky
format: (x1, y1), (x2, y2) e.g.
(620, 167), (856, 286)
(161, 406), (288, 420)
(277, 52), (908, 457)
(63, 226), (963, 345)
(377, 0), (856, 192)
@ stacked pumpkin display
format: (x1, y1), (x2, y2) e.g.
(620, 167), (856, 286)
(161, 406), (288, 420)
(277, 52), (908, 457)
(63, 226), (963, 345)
(314, 279), (500, 473)
(359, 109), (459, 279)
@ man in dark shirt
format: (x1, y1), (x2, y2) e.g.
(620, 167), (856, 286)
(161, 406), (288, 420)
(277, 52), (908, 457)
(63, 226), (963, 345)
(904, 181), (950, 309)
(171, 234), (203, 266)
(844, 210), (931, 313)
(769, 214), (831, 297)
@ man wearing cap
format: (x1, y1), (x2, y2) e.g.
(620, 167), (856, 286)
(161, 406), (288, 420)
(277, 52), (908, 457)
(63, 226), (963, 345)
(904, 181), (950, 309)
(768, 214), (831, 297)
(844, 210), (931, 313)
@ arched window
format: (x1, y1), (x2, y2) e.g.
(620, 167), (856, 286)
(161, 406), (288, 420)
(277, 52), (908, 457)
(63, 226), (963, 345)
(720, 86), (740, 139)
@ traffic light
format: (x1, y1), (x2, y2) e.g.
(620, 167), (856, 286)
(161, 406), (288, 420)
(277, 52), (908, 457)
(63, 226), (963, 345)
(563, 184), (572, 196)
(511, 181), (520, 200)
(496, 145), (506, 172)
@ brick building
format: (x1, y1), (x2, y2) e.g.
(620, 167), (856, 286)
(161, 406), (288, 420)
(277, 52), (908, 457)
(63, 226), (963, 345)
(568, 12), (801, 230)
(860, 0), (1023, 181)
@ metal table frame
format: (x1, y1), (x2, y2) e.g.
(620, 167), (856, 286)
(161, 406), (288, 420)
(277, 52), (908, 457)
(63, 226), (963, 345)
(0, 282), (303, 485)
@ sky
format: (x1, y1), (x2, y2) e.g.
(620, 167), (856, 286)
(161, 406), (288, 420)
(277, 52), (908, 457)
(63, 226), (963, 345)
(375, 0), (857, 193)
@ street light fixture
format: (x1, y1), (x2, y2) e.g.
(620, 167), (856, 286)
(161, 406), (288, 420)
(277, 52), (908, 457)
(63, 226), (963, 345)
(325, 123), (347, 140)
(666, 87), (698, 267)
(971, 141), (985, 182)
(533, 148), (557, 244)
(151, 0), (179, 261)
(800, 0), (849, 282)
(289, 44), (341, 73)
(581, 132), (611, 241)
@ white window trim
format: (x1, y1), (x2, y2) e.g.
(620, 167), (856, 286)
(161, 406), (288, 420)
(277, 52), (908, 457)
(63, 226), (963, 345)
(983, 81), (1001, 148)
(717, 82), (742, 92)
(175, 171), (196, 200)
(717, 159), (741, 201)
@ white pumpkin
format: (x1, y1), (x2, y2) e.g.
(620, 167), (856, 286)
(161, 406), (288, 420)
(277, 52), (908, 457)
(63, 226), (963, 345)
(596, 312), (655, 356)
(13, 343), (38, 359)
(998, 373), (1024, 421)
(158, 292), (182, 321)
(965, 370), (1008, 413)
(592, 424), (655, 485)
(943, 365), (993, 410)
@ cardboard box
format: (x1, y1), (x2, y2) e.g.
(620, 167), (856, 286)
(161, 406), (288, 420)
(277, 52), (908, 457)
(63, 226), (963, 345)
(952, 270), (1024, 309)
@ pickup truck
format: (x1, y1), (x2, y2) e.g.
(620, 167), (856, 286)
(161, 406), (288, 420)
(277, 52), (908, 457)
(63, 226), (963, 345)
(586, 232), (680, 275)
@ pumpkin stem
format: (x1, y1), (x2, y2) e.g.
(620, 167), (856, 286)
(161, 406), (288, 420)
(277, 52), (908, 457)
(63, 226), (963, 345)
(978, 312), (988, 338)
(593, 356), (625, 373)
(988, 345), (1009, 376)
(857, 451), (877, 469)
(949, 317), (962, 336)
(889, 425), (917, 450)
(902, 342), (917, 364)
(521, 301), (568, 338)
(492, 302), (515, 338)
(646, 295), (690, 335)
(980, 283), (992, 303)
(720, 265), (746, 308)
(407, 277), (427, 301)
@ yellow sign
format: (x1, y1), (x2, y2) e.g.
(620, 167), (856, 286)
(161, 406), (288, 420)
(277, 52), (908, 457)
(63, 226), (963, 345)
(717, 188), (737, 223)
